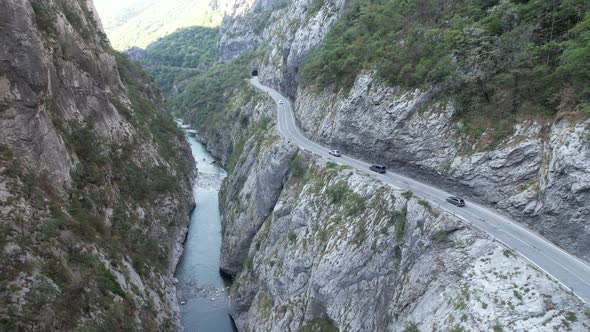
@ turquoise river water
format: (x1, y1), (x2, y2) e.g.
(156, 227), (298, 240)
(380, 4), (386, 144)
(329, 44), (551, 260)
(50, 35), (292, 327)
(175, 132), (236, 331)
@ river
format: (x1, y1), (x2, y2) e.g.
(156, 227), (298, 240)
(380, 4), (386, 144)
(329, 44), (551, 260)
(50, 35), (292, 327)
(175, 130), (236, 331)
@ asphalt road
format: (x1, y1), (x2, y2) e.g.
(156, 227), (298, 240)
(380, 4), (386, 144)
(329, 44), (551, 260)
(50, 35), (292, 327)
(251, 76), (590, 304)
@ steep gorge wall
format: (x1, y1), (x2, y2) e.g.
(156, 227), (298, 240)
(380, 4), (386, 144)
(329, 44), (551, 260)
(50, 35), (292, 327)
(295, 74), (590, 262)
(216, 0), (590, 262)
(194, 80), (590, 331)
(0, 0), (194, 329)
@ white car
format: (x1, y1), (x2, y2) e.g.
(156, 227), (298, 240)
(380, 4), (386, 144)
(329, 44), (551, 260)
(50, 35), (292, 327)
(329, 150), (342, 157)
(278, 100), (283, 104)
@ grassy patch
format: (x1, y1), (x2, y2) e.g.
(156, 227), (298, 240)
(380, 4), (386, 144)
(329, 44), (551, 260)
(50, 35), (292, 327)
(432, 230), (448, 242)
(298, 318), (338, 332)
(565, 311), (577, 322)
(491, 320), (503, 332)
(513, 290), (523, 301)
(404, 322), (419, 332)
(96, 266), (126, 299)
(326, 182), (350, 204)
(289, 154), (306, 179)
(503, 249), (516, 258)
(402, 190), (413, 200)
(418, 199), (439, 216)
(392, 209), (408, 242)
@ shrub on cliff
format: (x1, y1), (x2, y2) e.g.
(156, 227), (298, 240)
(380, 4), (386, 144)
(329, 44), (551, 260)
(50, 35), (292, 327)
(301, 0), (590, 136)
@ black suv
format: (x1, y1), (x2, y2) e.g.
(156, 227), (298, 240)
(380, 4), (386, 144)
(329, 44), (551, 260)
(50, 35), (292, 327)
(369, 165), (387, 174)
(446, 196), (465, 207)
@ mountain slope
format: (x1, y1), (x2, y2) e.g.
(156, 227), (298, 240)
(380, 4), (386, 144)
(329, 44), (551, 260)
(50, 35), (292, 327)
(94, 0), (222, 50)
(0, 0), (194, 329)
(134, 26), (220, 96)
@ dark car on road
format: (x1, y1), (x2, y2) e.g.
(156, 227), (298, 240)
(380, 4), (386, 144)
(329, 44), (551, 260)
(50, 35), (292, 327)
(369, 165), (386, 174)
(446, 196), (466, 207)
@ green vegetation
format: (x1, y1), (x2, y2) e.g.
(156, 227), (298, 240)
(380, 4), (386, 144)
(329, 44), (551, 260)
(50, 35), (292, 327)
(402, 190), (413, 200)
(0, 48), (190, 329)
(31, 2), (57, 36)
(115, 51), (190, 177)
(0, 145), (12, 160)
(513, 289), (523, 301)
(449, 325), (465, 332)
(418, 199), (439, 216)
(325, 182), (367, 216)
(96, 267), (126, 298)
(288, 231), (297, 243)
(298, 318), (339, 332)
(404, 322), (419, 332)
(326, 182), (351, 204)
(138, 27), (219, 94)
(0, 1), (199, 329)
(68, 126), (105, 185)
(127, 24), (266, 147)
(565, 311), (577, 322)
(391, 209), (408, 241)
(418, 199), (431, 209)
(172, 49), (263, 136)
(503, 249), (517, 258)
(301, 0), (590, 139)
(491, 320), (503, 332)
(289, 154), (307, 179)
(433, 230), (449, 242)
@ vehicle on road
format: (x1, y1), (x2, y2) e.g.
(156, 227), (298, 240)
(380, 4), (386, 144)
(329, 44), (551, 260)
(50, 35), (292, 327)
(329, 150), (342, 157)
(369, 165), (386, 174)
(278, 100), (283, 104)
(446, 196), (466, 207)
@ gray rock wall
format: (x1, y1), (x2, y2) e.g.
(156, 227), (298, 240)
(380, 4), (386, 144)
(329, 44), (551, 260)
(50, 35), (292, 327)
(294, 73), (590, 262)
(228, 154), (590, 331)
(193, 74), (589, 332)
(0, 0), (194, 329)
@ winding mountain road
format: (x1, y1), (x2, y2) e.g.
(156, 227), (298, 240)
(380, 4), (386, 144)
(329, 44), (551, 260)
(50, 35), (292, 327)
(251, 76), (590, 304)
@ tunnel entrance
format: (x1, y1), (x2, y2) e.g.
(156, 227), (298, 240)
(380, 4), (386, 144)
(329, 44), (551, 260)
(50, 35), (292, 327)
(252, 69), (258, 77)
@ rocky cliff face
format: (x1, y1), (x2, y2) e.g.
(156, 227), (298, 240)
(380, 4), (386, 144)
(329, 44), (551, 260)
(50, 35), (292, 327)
(215, 0), (590, 263)
(217, 0), (345, 98)
(230, 154), (590, 331)
(294, 74), (590, 263)
(192, 80), (589, 331)
(0, 0), (194, 330)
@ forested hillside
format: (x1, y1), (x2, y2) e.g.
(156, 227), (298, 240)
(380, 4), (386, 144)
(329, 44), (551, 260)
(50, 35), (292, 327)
(136, 27), (220, 95)
(131, 26), (263, 141)
(301, 0), (590, 138)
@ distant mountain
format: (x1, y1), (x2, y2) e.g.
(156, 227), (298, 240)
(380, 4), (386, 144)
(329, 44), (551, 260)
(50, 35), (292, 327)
(94, 0), (222, 50)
